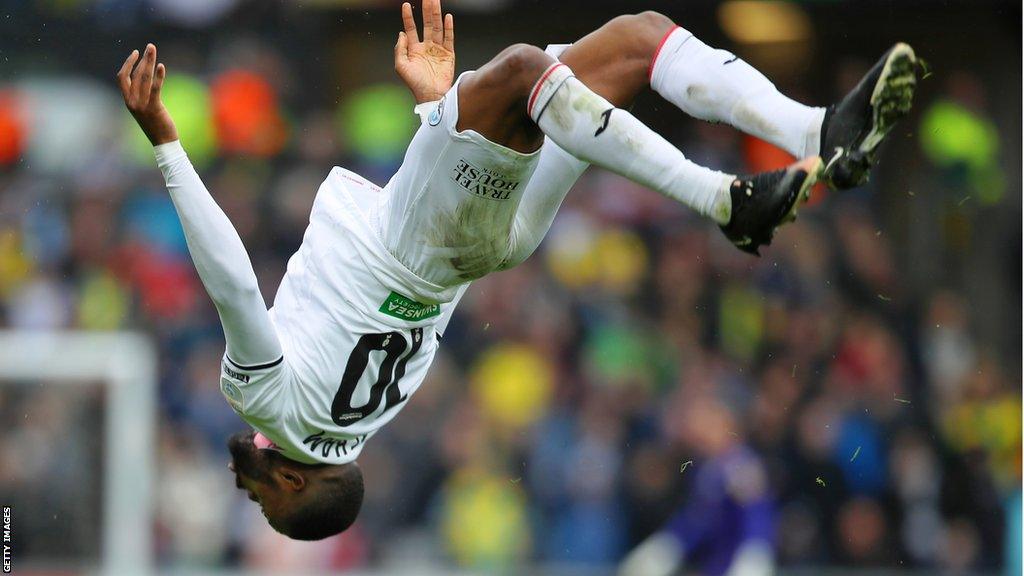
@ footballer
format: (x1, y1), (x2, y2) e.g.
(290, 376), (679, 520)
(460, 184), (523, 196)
(117, 0), (916, 540)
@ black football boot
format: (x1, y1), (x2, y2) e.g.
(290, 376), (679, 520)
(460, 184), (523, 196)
(720, 156), (823, 256)
(820, 43), (917, 190)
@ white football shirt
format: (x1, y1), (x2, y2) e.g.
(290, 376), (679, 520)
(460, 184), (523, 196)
(219, 166), (468, 465)
(214, 64), (584, 466)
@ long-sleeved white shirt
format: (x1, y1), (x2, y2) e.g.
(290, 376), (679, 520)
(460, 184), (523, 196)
(155, 140), (455, 464)
(156, 140), (282, 368)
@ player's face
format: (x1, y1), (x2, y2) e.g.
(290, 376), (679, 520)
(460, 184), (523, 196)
(227, 430), (286, 521)
(227, 429), (274, 485)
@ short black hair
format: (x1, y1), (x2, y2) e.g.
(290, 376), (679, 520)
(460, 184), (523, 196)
(275, 463), (364, 541)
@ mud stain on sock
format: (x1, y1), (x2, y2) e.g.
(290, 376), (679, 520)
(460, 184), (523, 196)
(733, 100), (782, 141)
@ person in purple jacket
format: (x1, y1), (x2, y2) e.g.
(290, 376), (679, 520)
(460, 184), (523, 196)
(621, 395), (775, 576)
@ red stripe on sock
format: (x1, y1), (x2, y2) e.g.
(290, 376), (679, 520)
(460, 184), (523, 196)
(528, 63), (568, 118)
(648, 25), (681, 82)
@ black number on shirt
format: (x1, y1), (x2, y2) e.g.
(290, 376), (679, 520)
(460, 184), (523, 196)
(331, 328), (423, 427)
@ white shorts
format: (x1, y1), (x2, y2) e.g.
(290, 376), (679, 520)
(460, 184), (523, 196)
(371, 47), (588, 289)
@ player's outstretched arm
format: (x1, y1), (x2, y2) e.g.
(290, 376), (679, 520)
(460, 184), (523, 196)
(118, 45), (282, 367)
(394, 0), (455, 103)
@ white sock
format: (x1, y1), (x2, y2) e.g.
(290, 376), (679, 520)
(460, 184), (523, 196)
(650, 26), (826, 159)
(528, 63), (734, 225)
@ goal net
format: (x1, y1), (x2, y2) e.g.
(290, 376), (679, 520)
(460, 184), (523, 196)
(0, 331), (157, 575)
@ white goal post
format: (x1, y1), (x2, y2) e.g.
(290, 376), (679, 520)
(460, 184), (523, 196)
(0, 331), (157, 575)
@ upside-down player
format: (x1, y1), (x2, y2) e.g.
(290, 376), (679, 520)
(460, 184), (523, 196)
(117, 0), (916, 541)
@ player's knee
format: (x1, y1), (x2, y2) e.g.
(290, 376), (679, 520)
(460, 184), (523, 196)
(605, 11), (676, 58)
(493, 43), (555, 92)
(633, 10), (675, 33)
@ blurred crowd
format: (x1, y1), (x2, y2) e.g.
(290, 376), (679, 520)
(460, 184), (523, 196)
(0, 2), (1020, 575)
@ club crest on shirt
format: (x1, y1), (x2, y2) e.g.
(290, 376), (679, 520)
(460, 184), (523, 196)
(220, 376), (245, 412)
(428, 97), (445, 126)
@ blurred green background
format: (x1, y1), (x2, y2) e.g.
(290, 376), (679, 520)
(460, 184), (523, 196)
(0, 0), (1019, 575)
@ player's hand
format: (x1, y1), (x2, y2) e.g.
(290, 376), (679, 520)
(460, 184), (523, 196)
(117, 43), (179, 146)
(395, 0), (455, 104)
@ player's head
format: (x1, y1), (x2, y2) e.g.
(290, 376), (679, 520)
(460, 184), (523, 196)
(227, 430), (363, 540)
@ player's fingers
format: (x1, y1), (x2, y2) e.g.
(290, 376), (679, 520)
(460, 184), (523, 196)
(117, 50), (140, 96)
(401, 2), (419, 44)
(135, 44), (157, 102)
(395, 32), (409, 65)
(131, 44), (154, 97)
(426, 0), (443, 44)
(130, 44), (151, 84)
(152, 63), (167, 97)
(443, 13), (454, 52)
(419, 0), (433, 44)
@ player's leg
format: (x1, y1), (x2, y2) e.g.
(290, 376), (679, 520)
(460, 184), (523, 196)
(503, 15), (722, 265)
(503, 137), (587, 268)
(521, 12), (823, 162)
(550, 12), (674, 109)
(552, 12), (916, 191)
(458, 40), (820, 255)
(647, 25), (916, 190)
(645, 23), (826, 160)
(500, 17), (672, 268)
(502, 20), (669, 267)
(456, 44), (727, 225)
